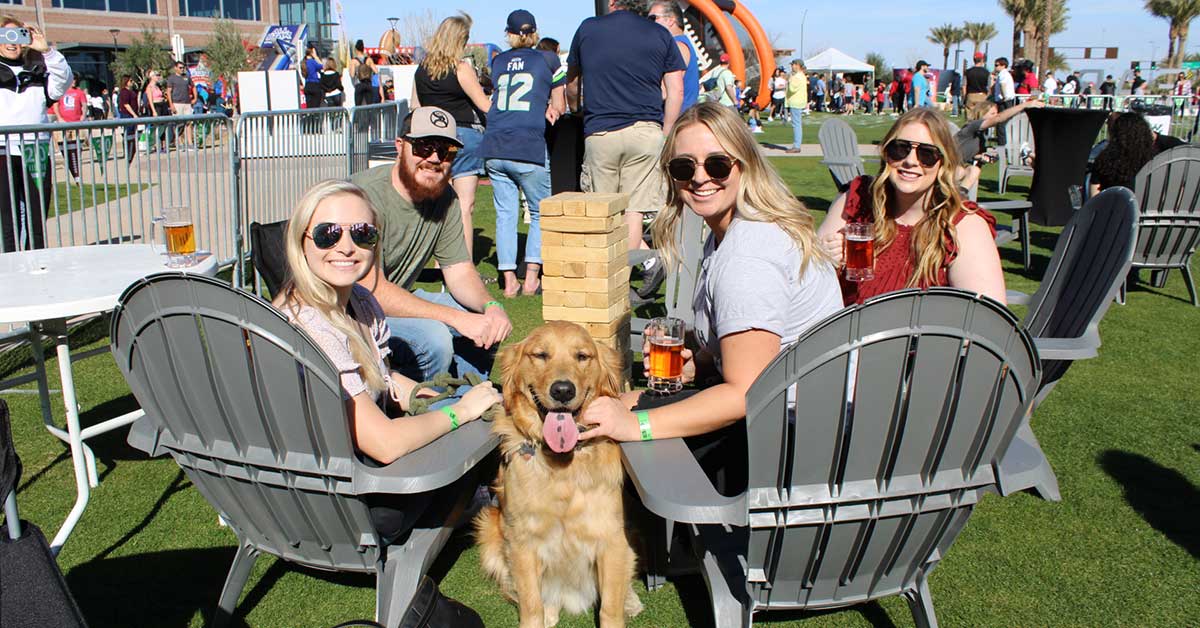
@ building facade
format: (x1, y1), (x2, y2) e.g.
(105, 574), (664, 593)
(0, 0), (330, 90)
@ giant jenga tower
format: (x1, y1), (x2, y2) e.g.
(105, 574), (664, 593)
(540, 192), (632, 382)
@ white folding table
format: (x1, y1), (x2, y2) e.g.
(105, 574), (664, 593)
(0, 244), (217, 554)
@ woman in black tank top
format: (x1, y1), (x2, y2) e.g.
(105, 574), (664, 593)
(412, 12), (492, 259)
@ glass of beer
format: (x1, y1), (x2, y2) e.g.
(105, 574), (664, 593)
(647, 317), (685, 394)
(159, 205), (196, 267)
(843, 222), (875, 282)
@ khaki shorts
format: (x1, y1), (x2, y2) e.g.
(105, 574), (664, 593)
(581, 121), (666, 215)
(965, 93), (990, 121)
(172, 103), (191, 116)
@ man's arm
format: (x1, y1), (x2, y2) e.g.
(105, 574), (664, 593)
(662, 69), (684, 133)
(358, 263), (468, 326)
(980, 97), (1044, 132)
(565, 64), (582, 112)
(441, 261), (512, 347)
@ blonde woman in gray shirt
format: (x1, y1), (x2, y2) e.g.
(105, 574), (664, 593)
(580, 102), (842, 494)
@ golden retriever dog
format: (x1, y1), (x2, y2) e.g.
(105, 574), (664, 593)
(475, 321), (642, 628)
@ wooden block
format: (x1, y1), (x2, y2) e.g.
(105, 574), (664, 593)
(542, 266), (631, 293)
(544, 281), (628, 309)
(541, 239), (627, 264)
(563, 195), (588, 217)
(542, 231), (563, 246)
(585, 193), (629, 217)
(583, 313), (632, 337)
(562, 228), (626, 248)
(542, 260), (587, 278)
(540, 195), (564, 217)
(541, 213), (625, 234)
(543, 290), (588, 308)
(544, 297), (629, 324)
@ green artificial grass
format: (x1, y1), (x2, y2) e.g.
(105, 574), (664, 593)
(2, 151), (1198, 628)
(50, 182), (152, 218)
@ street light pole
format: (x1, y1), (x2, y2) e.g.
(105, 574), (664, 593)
(800, 10), (808, 59)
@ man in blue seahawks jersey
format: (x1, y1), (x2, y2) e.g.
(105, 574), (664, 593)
(482, 9), (566, 297)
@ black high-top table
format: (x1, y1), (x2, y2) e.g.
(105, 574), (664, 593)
(1026, 108), (1109, 226)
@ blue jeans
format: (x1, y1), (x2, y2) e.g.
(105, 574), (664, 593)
(385, 289), (494, 383)
(487, 157), (549, 271)
(789, 107), (804, 150)
(451, 126), (485, 179)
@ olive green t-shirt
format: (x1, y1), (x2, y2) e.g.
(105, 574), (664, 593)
(351, 164), (470, 290)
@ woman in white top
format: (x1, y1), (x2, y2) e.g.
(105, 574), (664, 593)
(0, 15), (71, 251)
(580, 102), (842, 494)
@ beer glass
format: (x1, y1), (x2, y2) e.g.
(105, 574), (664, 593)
(158, 205), (196, 267)
(843, 222), (875, 282)
(646, 317), (685, 394)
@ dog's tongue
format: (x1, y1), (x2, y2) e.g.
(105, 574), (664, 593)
(543, 411), (580, 453)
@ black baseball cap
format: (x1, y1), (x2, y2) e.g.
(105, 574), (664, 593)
(506, 9), (537, 35)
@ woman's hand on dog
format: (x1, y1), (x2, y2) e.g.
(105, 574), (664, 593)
(579, 396), (641, 442)
(455, 382), (503, 422)
(640, 340), (696, 384)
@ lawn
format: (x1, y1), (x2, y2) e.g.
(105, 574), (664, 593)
(2, 144), (1198, 627)
(50, 182), (152, 218)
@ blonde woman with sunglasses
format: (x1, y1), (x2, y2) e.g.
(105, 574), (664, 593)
(276, 181), (500, 469)
(817, 107), (1005, 306)
(579, 102), (841, 496)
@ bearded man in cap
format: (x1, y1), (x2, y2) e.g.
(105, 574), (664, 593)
(353, 105), (513, 383)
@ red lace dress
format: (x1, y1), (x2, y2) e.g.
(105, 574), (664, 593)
(839, 175), (997, 305)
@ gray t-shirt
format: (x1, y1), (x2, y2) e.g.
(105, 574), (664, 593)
(166, 73), (191, 103)
(351, 164), (470, 290)
(692, 217), (843, 375)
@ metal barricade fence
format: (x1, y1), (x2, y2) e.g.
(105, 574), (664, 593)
(235, 106), (349, 284)
(348, 100), (406, 176)
(0, 114), (237, 263)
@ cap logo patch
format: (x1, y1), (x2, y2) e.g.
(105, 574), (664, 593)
(430, 111), (450, 128)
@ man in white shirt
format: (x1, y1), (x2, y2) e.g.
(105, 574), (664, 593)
(1042, 71), (1058, 95)
(992, 57), (1016, 145)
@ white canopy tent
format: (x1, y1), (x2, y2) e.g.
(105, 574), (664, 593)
(803, 48), (874, 74)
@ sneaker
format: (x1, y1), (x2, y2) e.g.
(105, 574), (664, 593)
(752, 127), (765, 134)
(637, 258), (667, 299)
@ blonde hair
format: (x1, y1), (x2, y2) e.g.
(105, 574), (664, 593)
(0, 14), (24, 28)
(281, 180), (387, 395)
(652, 101), (828, 274)
(869, 107), (971, 288)
(422, 12), (472, 81)
(505, 31), (538, 50)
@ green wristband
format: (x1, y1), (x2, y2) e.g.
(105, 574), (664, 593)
(440, 405), (459, 431)
(636, 410), (652, 441)
(484, 300), (503, 311)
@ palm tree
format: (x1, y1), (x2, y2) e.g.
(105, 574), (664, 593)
(999, 0), (1067, 66)
(962, 21), (999, 56)
(928, 23), (965, 69)
(999, 0), (1031, 59)
(1146, 0), (1200, 70)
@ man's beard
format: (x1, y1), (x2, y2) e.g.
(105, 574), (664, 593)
(397, 150), (451, 203)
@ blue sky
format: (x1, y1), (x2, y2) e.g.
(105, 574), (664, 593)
(338, 0), (1182, 80)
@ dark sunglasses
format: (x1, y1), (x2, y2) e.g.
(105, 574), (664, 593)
(666, 154), (738, 182)
(883, 139), (943, 168)
(408, 137), (459, 161)
(307, 222), (379, 250)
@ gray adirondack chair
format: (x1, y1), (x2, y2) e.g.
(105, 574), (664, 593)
(818, 117), (864, 192)
(0, 400), (90, 627)
(110, 273), (497, 628)
(631, 208), (705, 345)
(622, 288), (1041, 628)
(956, 122), (1033, 270)
(997, 112), (1034, 194)
(997, 187), (1139, 501)
(1120, 144), (1200, 306)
